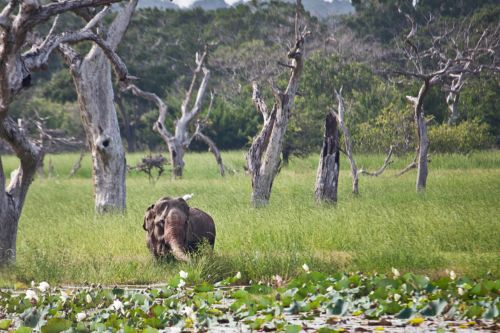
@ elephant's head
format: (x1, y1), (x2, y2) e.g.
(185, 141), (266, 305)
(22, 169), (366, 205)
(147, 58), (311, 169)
(145, 197), (191, 261)
(157, 197), (191, 261)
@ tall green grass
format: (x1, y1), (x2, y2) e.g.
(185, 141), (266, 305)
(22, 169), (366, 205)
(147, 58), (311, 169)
(1, 150), (499, 287)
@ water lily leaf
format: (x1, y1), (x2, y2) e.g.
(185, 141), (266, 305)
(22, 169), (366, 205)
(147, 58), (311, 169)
(285, 324), (301, 333)
(0, 319), (12, 330)
(464, 305), (484, 319)
(40, 318), (72, 333)
(395, 307), (415, 319)
(327, 299), (348, 316)
(483, 303), (499, 319)
(420, 299), (448, 317)
(142, 327), (158, 333)
(15, 327), (33, 333)
(194, 282), (214, 292)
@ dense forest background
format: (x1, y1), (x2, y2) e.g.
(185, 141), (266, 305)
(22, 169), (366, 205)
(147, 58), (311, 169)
(5, 0), (499, 157)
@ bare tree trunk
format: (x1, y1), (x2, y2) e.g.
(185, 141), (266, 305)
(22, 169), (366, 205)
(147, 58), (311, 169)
(72, 51), (127, 213)
(315, 112), (339, 203)
(63, 0), (138, 212)
(168, 138), (185, 178)
(332, 90), (358, 195)
(407, 81), (431, 192)
(247, 0), (309, 207)
(0, 119), (41, 265)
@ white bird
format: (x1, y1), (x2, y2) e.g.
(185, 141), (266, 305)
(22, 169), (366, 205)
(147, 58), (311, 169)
(182, 193), (194, 201)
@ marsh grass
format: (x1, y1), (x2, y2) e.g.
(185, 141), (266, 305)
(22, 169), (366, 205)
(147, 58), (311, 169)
(1, 150), (499, 287)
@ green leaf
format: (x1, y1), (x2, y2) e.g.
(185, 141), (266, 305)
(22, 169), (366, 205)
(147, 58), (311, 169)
(0, 319), (12, 330)
(15, 327), (33, 333)
(142, 327), (158, 333)
(194, 282), (214, 292)
(396, 307), (416, 319)
(284, 325), (302, 333)
(327, 299), (348, 316)
(41, 318), (72, 333)
(420, 300), (448, 317)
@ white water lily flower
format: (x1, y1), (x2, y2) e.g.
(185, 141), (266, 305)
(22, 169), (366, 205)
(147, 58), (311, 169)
(76, 312), (87, 322)
(85, 294), (92, 304)
(178, 279), (186, 288)
(394, 293), (401, 302)
(109, 299), (124, 312)
(326, 286), (334, 292)
(449, 270), (456, 280)
(25, 289), (38, 301)
(31, 281), (35, 288)
(458, 287), (464, 295)
(235, 271), (242, 280)
(60, 291), (69, 302)
(179, 270), (188, 279)
(38, 281), (50, 293)
(302, 263), (310, 273)
(391, 267), (400, 278)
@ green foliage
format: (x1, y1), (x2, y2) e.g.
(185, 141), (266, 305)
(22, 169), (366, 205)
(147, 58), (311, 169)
(0, 271), (498, 331)
(429, 120), (494, 154)
(354, 100), (415, 153)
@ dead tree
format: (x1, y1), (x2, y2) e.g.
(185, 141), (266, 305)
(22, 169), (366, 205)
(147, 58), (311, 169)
(59, 0), (138, 213)
(0, 0), (131, 266)
(124, 48), (223, 178)
(315, 113), (339, 203)
(331, 90), (359, 194)
(443, 25), (500, 125)
(246, 0), (310, 207)
(332, 90), (394, 194)
(394, 12), (499, 191)
(191, 93), (225, 177)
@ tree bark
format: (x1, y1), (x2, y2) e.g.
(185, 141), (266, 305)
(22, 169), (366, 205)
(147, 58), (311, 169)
(315, 112), (339, 203)
(65, 0), (138, 213)
(333, 90), (358, 195)
(247, 0), (308, 207)
(71, 50), (127, 213)
(0, 118), (41, 266)
(407, 81), (431, 192)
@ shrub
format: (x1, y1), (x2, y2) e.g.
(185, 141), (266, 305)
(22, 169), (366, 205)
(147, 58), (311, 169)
(429, 120), (494, 153)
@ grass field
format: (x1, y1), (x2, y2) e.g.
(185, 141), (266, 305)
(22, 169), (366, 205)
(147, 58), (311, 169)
(0, 150), (499, 287)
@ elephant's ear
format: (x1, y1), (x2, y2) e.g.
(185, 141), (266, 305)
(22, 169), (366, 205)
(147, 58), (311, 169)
(143, 204), (155, 231)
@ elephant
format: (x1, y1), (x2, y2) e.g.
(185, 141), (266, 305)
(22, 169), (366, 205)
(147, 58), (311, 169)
(143, 196), (216, 261)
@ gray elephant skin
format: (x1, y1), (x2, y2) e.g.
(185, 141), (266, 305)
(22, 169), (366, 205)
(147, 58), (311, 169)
(143, 197), (216, 261)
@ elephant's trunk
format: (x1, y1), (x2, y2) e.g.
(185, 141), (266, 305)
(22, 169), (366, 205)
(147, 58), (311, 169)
(170, 240), (190, 262)
(165, 208), (190, 262)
